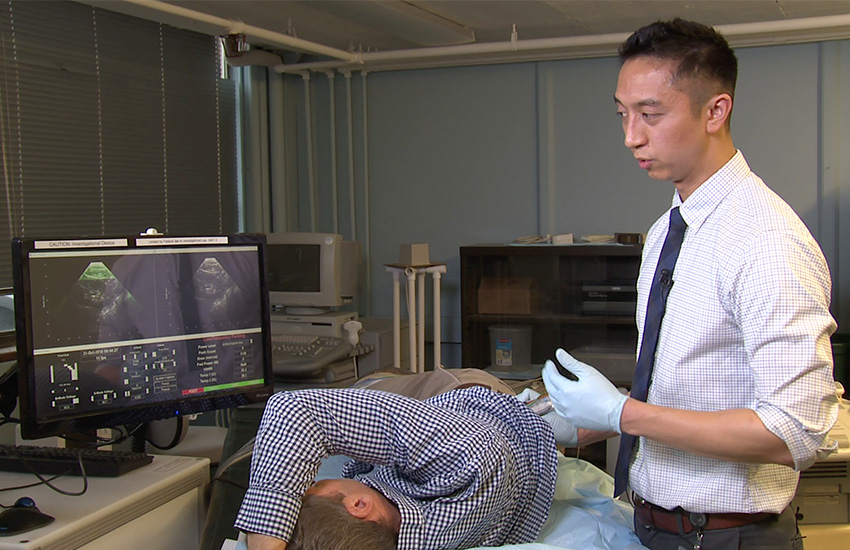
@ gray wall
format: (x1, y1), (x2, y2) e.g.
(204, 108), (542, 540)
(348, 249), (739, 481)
(259, 39), (850, 367)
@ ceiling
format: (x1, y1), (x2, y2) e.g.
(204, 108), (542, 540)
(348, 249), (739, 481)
(84, 1), (850, 71)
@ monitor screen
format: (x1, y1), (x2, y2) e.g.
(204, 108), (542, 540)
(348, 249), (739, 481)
(268, 243), (322, 293)
(266, 233), (360, 314)
(12, 234), (274, 440)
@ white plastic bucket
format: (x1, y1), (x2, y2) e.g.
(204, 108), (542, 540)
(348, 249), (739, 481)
(488, 325), (533, 370)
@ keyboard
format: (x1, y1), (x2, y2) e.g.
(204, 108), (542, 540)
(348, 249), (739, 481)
(271, 333), (352, 376)
(0, 444), (153, 477)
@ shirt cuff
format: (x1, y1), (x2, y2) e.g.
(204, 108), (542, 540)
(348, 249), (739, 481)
(756, 403), (826, 471)
(234, 486), (301, 542)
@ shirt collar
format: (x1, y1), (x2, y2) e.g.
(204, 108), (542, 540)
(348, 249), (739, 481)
(672, 150), (749, 231)
(361, 477), (424, 550)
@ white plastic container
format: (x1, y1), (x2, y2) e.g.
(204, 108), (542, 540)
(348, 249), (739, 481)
(488, 325), (533, 371)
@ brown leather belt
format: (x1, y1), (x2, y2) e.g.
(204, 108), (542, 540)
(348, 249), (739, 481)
(633, 495), (776, 535)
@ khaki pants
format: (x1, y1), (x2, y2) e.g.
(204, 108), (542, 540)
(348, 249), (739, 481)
(352, 366), (516, 399)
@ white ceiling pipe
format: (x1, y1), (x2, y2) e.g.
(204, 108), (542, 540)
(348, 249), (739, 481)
(321, 70), (340, 236)
(274, 31), (631, 73)
(91, 2), (850, 73)
(105, 0), (356, 62)
(224, 49), (282, 68)
(360, 71), (373, 318)
(272, 13), (850, 74)
(295, 71), (318, 232)
(343, 72), (357, 242)
(715, 13), (850, 46)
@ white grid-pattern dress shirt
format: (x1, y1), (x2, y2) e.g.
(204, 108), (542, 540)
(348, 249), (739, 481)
(628, 150), (839, 514)
(234, 386), (558, 549)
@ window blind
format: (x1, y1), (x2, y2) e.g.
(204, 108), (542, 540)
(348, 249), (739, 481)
(0, 1), (237, 288)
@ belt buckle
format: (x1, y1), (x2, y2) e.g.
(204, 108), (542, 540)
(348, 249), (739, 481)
(689, 512), (707, 530)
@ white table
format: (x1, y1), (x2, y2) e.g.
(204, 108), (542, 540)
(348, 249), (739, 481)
(0, 454), (209, 550)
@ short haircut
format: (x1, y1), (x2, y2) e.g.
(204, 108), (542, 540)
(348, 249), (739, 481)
(288, 492), (398, 550)
(619, 18), (738, 110)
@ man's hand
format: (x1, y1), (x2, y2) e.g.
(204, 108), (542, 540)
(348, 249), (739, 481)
(541, 410), (579, 446)
(246, 533), (287, 550)
(515, 387), (579, 446)
(542, 348), (628, 433)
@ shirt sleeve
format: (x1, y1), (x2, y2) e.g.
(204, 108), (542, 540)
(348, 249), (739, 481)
(232, 387), (511, 542)
(729, 229), (839, 470)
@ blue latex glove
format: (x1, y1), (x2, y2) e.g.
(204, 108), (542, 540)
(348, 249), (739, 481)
(542, 410), (579, 447)
(515, 387), (542, 403)
(542, 348), (628, 434)
(515, 388), (579, 446)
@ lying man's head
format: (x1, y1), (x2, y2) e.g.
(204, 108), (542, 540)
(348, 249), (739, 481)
(288, 479), (400, 550)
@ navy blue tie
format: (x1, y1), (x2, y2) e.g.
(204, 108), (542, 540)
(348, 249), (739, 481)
(613, 207), (687, 497)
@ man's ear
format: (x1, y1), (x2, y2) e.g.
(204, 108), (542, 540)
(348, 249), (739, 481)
(705, 93), (733, 134)
(343, 495), (373, 520)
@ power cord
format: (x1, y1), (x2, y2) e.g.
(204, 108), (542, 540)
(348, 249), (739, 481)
(0, 445), (89, 496)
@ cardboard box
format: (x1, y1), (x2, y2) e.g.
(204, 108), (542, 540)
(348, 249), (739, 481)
(478, 277), (538, 315)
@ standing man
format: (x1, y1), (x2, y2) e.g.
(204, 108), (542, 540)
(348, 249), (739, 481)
(543, 18), (838, 550)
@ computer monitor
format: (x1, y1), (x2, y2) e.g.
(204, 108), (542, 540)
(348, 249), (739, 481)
(11, 233), (274, 441)
(266, 232), (361, 314)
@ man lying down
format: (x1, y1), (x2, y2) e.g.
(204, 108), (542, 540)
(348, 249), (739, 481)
(234, 368), (580, 550)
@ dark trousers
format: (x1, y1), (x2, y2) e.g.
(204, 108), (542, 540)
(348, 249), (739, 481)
(634, 506), (804, 550)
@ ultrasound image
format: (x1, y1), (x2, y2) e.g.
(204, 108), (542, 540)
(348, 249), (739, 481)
(31, 249), (261, 349)
(194, 257), (241, 315)
(64, 261), (142, 317)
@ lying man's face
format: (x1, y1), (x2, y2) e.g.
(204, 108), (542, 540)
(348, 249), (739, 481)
(306, 478), (402, 531)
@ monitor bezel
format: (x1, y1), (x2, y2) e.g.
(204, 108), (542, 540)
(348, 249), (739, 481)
(12, 233), (275, 440)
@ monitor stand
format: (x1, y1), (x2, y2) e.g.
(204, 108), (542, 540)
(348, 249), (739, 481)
(0, 367), (17, 419)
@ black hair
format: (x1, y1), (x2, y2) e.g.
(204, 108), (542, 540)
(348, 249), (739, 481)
(619, 18), (738, 101)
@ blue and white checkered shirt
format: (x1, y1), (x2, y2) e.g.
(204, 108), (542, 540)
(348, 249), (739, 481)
(629, 151), (839, 514)
(234, 386), (558, 549)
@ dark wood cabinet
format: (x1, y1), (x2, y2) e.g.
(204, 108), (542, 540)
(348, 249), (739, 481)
(460, 244), (642, 386)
